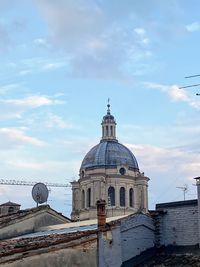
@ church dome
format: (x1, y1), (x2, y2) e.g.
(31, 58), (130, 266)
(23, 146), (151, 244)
(81, 140), (139, 171)
(81, 101), (139, 172)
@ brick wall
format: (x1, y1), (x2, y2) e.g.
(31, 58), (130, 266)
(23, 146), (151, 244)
(156, 200), (198, 246)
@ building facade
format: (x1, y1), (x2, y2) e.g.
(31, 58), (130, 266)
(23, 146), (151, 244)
(71, 104), (149, 221)
(0, 201), (20, 216)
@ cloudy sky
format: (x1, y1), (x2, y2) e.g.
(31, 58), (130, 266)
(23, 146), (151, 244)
(1, 0), (200, 216)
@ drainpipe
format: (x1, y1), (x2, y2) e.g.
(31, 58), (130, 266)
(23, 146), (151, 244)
(96, 199), (106, 267)
(194, 177), (200, 247)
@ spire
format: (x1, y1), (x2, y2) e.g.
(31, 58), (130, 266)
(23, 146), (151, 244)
(101, 99), (117, 142)
(107, 98), (111, 115)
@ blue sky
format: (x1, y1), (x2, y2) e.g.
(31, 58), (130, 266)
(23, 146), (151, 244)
(1, 0), (200, 216)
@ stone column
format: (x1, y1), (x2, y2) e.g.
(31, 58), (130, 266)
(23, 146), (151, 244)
(116, 184), (119, 207)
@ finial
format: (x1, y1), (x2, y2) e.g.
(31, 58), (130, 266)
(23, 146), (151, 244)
(107, 98), (110, 114)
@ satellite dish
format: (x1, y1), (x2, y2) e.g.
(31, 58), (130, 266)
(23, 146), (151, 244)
(32, 183), (49, 206)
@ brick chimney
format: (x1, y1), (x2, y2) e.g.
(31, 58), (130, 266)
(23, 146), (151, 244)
(96, 199), (106, 228)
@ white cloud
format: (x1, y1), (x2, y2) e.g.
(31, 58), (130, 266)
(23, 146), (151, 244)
(36, 1), (154, 80)
(0, 128), (45, 148)
(0, 83), (20, 94)
(186, 22), (200, 32)
(33, 38), (47, 46)
(145, 82), (200, 109)
(42, 62), (66, 70)
(134, 28), (146, 36)
(0, 95), (63, 120)
(45, 113), (73, 129)
(126, 143), (199, 205)
(19, 69), (32, 76)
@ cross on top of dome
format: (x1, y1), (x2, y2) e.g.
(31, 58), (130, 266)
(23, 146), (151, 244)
(107, 98), (111, 115)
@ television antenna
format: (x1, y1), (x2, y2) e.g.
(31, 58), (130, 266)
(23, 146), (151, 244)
(176, 184), (188, 201)
(179, 74), (200, 95)
(32, 183), (49, 207)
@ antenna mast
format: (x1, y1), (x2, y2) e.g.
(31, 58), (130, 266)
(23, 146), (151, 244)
(176, 184), (188, 201)
(179, 74), (200, 95)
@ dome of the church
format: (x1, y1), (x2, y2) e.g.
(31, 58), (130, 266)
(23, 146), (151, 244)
(81, 140), (139, 171)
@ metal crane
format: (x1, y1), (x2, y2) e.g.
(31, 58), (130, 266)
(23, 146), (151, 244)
(0, 179), (71, 188)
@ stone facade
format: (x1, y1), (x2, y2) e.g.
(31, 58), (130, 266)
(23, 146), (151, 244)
(71, 104), (149, 221)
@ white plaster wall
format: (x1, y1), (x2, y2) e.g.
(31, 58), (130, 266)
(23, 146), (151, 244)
(120, 214), (155, 262)
(99, 227), (122, 267)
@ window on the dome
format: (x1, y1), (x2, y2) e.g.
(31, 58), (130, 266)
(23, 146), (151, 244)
(119, 167), (126, 175)
(120, 187), (125, 207)
(87, 188), (91, 207)
(108, 186), (115, 206)
(82, 190), (85, 209)
(129, 188), (134, 207)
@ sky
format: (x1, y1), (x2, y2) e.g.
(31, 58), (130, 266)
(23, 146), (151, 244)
(1, 0), (200, 217)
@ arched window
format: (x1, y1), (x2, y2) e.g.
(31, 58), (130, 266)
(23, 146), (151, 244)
(87, 188), (91, 207)
(82, 190), (85, 209)
(106, 126), (109, 136)
(108, 186), (115, 206)
(129, 188), (134, 207)
(120, 187), (125, 207)
(110, 126), (113, 136)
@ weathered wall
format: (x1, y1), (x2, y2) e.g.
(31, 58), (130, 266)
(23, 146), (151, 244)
(99, 227), (122, 267)
(120, 213), (155, 263)
(0, 210), (69, 240)
(1, 247), (96, 267)
(98, 213), (155, 267)
(156, 201), (198, 246)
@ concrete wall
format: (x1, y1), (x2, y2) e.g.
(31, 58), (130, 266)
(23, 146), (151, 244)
(156, 200), (198, 246)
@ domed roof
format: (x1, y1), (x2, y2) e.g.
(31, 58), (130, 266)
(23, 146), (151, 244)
(81, 140), (139, 171)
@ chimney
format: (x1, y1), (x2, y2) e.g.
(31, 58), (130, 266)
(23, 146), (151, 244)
(194, 177), (200, 248)
(96, 199), (106, 228)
